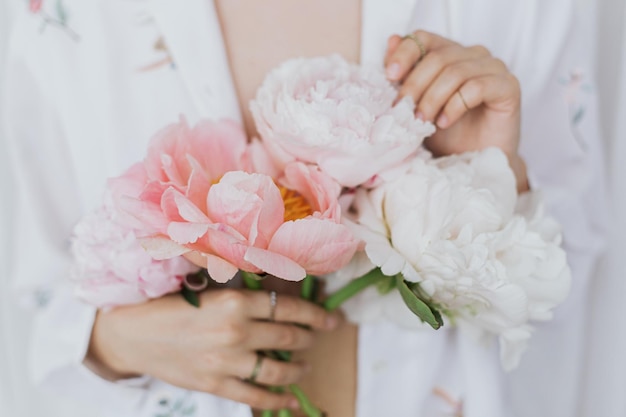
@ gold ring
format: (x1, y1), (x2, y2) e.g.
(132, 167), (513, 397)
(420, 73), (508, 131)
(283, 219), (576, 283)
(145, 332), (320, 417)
(457, 90), (470, 111)
(248, 353), (264, 383)
(403, 33), (427, 60)
(269, 291), (277, 322)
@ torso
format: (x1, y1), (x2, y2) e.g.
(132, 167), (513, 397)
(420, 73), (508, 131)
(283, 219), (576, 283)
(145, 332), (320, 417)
(214, 1), (361, 415)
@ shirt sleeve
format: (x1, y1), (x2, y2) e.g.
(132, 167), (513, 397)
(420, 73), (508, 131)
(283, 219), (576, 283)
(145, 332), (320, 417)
(2, 8), (152, 415)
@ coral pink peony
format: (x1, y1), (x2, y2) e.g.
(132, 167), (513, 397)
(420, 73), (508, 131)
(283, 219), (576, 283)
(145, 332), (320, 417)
(112, 118), (359, 283)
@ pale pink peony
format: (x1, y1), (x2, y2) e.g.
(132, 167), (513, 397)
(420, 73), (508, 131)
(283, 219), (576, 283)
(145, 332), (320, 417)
(70, 205), (199, 309)
(250, 54), (436, 187)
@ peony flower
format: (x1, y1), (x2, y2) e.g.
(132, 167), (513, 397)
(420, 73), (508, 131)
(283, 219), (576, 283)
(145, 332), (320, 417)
(70, 206), (199, 309)
(112, 118), (359, 283)
(326, 148), (571, 370)
(250, 54), (436, 187)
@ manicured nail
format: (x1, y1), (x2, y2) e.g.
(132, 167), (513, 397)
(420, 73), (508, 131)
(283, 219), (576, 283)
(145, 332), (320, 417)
(437, 114), (449, 128)
(415, 111), (425, 121)
(386, 63), (400, 79)
(289, 398), (300, 410)
(325, 315), (338, 330)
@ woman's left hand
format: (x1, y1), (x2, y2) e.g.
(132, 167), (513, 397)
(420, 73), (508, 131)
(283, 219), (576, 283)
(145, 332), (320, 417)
(385, 30), (529, 192)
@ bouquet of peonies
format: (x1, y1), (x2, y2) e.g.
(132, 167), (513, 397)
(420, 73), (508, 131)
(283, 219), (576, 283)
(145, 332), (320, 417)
(71, 54), (570, 415)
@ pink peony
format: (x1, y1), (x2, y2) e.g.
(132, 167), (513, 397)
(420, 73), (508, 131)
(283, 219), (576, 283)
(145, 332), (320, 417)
(250, 54), (436, 187)
(70, 206), (199, 309)
(113, 118), (359, 283)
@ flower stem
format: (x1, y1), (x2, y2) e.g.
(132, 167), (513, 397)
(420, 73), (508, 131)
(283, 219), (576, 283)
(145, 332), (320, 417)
(289, 384), (325, 417)
(260, 411), (275, 417)
(241, 271), (264, 290)
(322, 268), (388, 311)
(301, 274), (315, 300)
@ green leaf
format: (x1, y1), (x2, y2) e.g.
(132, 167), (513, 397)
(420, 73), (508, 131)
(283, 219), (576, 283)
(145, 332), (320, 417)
(56, 0), (68, 24)
(322, 268), (388, 311)
(395, 276), (443, 330)
(181, 287), (200, 308)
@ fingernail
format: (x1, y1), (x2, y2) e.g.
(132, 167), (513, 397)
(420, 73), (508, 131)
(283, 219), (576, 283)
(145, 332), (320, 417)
(289, 398), (300, 410)
(437, 114), (449, 128)
(325, 315), (338, 330)
(415, 111), (425, 121)
(386, 63), (400, 79)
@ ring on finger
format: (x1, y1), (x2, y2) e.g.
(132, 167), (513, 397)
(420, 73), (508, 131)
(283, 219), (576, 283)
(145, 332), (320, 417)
(247, 353), (264, 383)
(457, 90), (470, 111)
(268, 291), (277, 322)
(403, 33), (427, 61)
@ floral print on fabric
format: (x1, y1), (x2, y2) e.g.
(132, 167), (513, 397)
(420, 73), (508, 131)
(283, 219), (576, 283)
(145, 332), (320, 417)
(561, 69), (593, 151)
(28, 0), (79, 41)
(153, 391), (197, 417)
(432, 387), (464, 417)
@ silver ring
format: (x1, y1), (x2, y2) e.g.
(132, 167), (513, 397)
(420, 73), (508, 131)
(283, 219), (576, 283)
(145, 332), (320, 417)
(269, 291), (277, 321)
(403, 33), (427, 61)
(248, 353), (264, 383)
(457, 90), (470, 111)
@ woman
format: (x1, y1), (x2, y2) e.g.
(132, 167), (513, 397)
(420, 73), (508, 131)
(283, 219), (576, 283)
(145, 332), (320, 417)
(4, 1), (607, 416)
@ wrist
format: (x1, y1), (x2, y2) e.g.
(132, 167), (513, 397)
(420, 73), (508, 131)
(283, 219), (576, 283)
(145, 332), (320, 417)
(84, 310), (142, 381)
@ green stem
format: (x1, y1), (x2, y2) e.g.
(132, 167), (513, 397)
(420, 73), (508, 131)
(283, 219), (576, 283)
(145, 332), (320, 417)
(289, 384), (324, 417)
(260, 411), (275, 417)
(301, 274), (315, 300)
(322, 268), (389, 311)
(277, 410), (294, 417)
(242, 271), (263, 290)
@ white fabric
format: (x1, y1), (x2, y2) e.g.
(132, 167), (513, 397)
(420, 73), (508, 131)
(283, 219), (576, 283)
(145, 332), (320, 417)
(580, 1), (626, 415)
(0, 0), (612, 416)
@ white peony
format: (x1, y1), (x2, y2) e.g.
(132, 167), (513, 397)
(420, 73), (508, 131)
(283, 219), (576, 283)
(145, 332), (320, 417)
(325, 148), (571, 370)
(250, 54), (435, 187)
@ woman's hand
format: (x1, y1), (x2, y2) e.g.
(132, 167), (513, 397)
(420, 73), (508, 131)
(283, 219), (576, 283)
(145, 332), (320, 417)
(385, 31), (529, 192)
(86, 289), (341, 411)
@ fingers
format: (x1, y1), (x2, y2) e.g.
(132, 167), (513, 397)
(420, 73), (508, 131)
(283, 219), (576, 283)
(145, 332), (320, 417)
(415, 57), (508, 124)
(437, 73), (521, 130)
(245, 291), (341, 331)
(245, 322), (315, 351)
(398, 46), (492, 106)
(385, 30), (457, 82)
(231, 353), (310, 386)
(217, 378), (300, 411)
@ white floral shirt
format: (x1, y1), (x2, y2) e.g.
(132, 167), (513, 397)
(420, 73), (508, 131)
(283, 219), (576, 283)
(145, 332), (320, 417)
(3, 1), (608, 416)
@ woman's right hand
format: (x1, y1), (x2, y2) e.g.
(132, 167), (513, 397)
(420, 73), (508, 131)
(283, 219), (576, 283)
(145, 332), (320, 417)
(85, 289), (341, 411)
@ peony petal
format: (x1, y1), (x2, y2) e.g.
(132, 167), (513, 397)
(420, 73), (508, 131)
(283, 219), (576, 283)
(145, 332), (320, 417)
(244, 246), (307, 281)
(267, 219), (358, 275)
(139, 236), (190, 259)
(167, 222), (209, 244)
(203, 253), (240, 283)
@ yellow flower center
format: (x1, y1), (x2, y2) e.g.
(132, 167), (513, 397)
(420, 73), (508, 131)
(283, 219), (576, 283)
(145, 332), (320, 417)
(278, 185), (313, 222)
